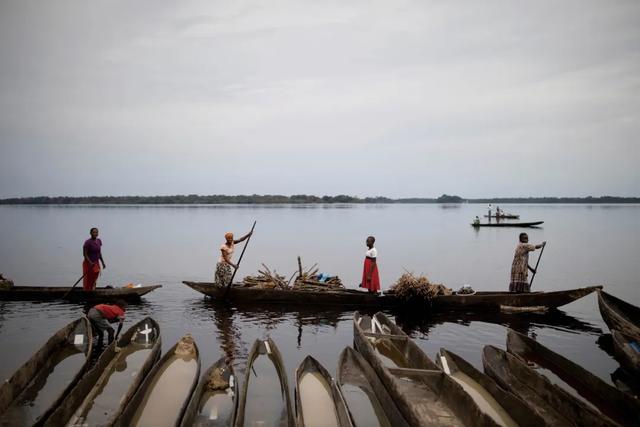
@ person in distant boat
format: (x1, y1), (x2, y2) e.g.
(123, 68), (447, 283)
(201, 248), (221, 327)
(87, 300), (126, 346)
(509, 233), (546, 293)
(488, 204), (492, 217)
(496, 206), (502, 217)
(215, 230), (253, 286)
(360, 236), (380, 294)
(473, 216), (480, 225)
(83, 227), (106, 291)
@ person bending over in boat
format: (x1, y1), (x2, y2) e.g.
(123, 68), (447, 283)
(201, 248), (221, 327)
(215, 230), (253, 287)
(87, 300), (126, 346)
(82, 227), (106, 290)
(360, 236), (381, 294)
(509, 233), (546, 293)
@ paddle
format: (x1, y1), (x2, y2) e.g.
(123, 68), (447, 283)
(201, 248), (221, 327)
(62, 274), (86, 299)
(529, 242), (546, 289)
(223, 221), (257, 300)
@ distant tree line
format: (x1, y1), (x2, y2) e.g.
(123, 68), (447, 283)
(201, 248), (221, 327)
(1, 194), (638, 205)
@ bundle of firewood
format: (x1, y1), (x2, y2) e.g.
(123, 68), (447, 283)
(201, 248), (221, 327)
(388, 272), (452, 302)
(293, 257), (344, 290)
(242, 264), (288, 290)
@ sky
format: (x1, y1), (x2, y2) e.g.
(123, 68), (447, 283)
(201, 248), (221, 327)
(0, 0), (639, 198)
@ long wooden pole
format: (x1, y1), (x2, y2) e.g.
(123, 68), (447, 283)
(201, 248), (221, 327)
(529, 242), (546, 289)
(223, 221), (257, 299)
(62, 274), (86, 299)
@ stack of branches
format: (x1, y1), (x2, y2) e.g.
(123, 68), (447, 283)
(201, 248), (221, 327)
(293, 257), (344, 291)
(242, 264), (288, 290)
(389, 272), (452, 302)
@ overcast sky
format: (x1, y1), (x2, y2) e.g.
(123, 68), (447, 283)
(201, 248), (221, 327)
(0, 1), (638, 198)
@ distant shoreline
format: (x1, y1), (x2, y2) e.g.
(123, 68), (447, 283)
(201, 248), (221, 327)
(1, 195), (639, 205)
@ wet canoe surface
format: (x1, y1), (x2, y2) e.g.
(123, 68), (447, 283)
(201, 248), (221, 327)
(0, 285), (162, 302)
(597, 290), (640, 340)
(0, 318), (92, 427)
(611, 330), (640, 375)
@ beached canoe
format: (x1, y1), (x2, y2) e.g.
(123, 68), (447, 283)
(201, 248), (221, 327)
(0, 285), (162, 302)
(118, 335), (200, 427)
(295, 356), (353, 427)
(484, 214), (520, 219)
(234, 338), (294, 427)
(45, 317), (161, 427)
(436, 348), (544, 427)
(354, 312), (501, 427)
(472, 221), (544, 228)
(506, 329), (640, 426)
(482, 345), (618, 427)
(180, 357), (238, 427)
(336, 347), (408, 427)
(597, 290), (640, 340)
(611, 330), (640, 375)
(0, 317), (93, 426)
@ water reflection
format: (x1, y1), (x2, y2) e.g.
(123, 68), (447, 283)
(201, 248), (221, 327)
(596, 334), (640, 396)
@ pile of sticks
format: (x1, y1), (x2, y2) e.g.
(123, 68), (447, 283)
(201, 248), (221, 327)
(388, 272), (452, 302)
(293, 257), (344, 290)
(242, 264), (288, 290)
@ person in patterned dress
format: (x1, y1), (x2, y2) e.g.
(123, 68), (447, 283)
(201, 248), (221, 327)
(509, 233), (545, 292)
(215, 230), (252, 286)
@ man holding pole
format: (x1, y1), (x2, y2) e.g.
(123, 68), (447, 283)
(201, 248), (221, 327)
(509, 233), (546, 293)
(215, 229), (253, 287)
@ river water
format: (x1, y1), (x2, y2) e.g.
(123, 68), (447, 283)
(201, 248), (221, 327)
(0, 204), (638, 408)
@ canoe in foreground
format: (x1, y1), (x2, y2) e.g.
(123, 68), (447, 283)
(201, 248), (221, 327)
(183, 282), (394, 308)
(611, 330), (640, 375)
(354, 312), (500, 427)
(45, 317), (161, 427)
(235, 338), (294, 427)
(436, 348), (544, 427)
(0, 285), (162, 302)
(597, 290), (640, 340)
(0, 317), (93, 426)
(507, 329), (640, 426)
(482, 345), (617, 427)
(472, 221), (543, 227)
(119, 335), (200, 427)
(336, 347), (408, 427)
(295, 355), (353, 427)
(180, 357), (238, 427)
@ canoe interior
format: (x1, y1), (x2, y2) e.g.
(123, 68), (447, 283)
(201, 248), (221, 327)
(0, 285), (162, 302)
(597, 290), (640, 340)
(482, 345), (617, 427)
(436, 348), (544, 427)
(180, 357), (238, 427)
(234, 338), (294, 427)
(611, 330), (640, 375)
(0, 317), (92, 426)
(336, 347), (408, 427)
(44, 317), (161, 427)
(354, 312), (499, 427)
(295, 355), (352, 427)
(118, 337), (200, 427)
(507, 329), (640, 426)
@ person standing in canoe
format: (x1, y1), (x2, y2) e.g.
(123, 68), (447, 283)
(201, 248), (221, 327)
(87, 300), (126, 346)
(215, 230), (253, 286)
(83, 227), (106, 290)
(509, 233), (546, 293)
(360, 236), (380, 294)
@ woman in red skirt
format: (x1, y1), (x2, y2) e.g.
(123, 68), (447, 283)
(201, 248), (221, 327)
(82, 227), (106, 290)
(360, 236), (380, 293)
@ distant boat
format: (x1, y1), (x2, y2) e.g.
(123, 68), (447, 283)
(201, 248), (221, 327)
(472, 221), (543, 228)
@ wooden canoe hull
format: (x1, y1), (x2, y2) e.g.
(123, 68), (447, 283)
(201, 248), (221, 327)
(484, 215), (520, 219)
(295, 356), (353, 427)
(472, 221), (544, 227)
(482, 345), (618, 427)
(0, 285), (162, 302)
(354, 312), (500, 427)
(597, 290), (640, 340)
(45, 317), (161, 427)
(118, 338), (201, 427)
(0, 317), (93, 426)
(507, 329), (640, 426)
(611, 330), (640, 375)
(234, 338), (294, 427)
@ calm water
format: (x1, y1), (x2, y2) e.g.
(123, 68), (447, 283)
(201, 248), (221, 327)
(0, 204), (639, 404)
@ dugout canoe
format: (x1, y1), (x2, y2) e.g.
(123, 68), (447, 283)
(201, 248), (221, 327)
(295, 355), (353, 427)
(484, 214), (520, 219)
(336, 347), (408, 427)
(472, 221), (544, 228)
(0, 317), (93, 427)
(45, 317), (161, 427)
(234, 338), (294, 427)
(506, 329), (640, 426)
(180, 357), (238, 427)
(597, 290), (640, 340)
(611, 330), (640, 375)
(436, 348), (544, 427)
(0, 285), (162, 302)
(482, 345), (618, 427)
(118, 336), (200, 427)
(354, 312), (501, 427)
